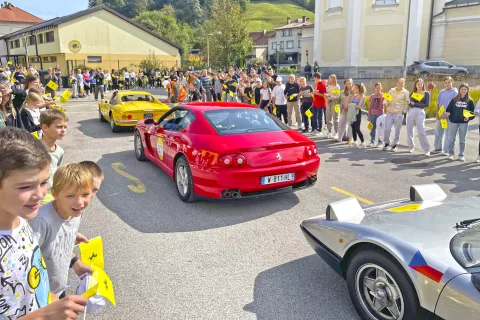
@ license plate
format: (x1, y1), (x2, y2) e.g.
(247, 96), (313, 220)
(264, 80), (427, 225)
(144, 113), (153, 119)
(261, 173), (295, 185)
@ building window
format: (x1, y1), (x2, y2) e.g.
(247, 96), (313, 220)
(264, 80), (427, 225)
(271, 42), (276, 50)
(372, 0), (399, 10)
(9, 41), (13, 49)
(12, 39), (20, 48)
(87, 56), (102, 63)
(327, 0), (343, 10)
(374, 0), (398, 4)
(287, 29), (292, 36)
(282, 30), (286, 37)
(38, 34), (44, 44)
(45, 31), (54, 43)
(286, 40), (294, 49)
(29, 57), (41, 63)
(42, 56), (49, 63)
(49, 56), (57, 63)
(298, 40), (301, 48)
(28, 36), (36, 46)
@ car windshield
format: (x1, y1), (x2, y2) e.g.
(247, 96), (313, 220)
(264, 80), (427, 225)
(204, 108), (289, 135)
(121, 94), (154, 102)
(451, 223), (480, 268)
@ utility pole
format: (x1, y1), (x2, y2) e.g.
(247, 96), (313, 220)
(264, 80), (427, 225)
(276, 49), (279, 71)
(403, 0), (413, 79)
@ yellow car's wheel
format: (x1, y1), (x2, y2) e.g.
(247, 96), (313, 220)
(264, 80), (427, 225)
(110, 113), (120, 133)
(99, 108), (107, 122)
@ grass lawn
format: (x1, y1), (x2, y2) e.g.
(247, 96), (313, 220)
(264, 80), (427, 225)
(246, 0), (314, 32)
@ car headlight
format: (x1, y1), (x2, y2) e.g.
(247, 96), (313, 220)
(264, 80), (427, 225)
(451, 227), (480, 268)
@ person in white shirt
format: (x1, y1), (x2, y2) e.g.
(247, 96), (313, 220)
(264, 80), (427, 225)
(129, 70), (136, 89)
(271, 76), (287, 123)
(123, 71), (131, 89)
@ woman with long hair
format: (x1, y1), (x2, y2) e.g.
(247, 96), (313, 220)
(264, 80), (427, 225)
(337, 79), (353, 144)
(368, 83), (385, 147)
(445, 83), (475, 162)
(406, 79), (431, 155)
(325, 74), (341, 138)
(349, 83), (366, 148)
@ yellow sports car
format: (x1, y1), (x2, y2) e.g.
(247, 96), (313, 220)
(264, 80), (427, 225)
(98, 91), (170, 133)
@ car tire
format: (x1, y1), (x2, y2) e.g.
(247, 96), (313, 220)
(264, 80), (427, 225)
(110, 113), (120, 133)
(456, 72), (467, 81)
(99, 108), (107, 122)
(134, 131), (147, 161)
(420, 72), (429, 79)
(346, 248), (420, 320)
(174, 156), (197, 203)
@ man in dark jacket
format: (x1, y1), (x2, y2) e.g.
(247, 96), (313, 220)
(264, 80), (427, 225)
(284, 74), (301, 128)
(304, 62), (312, 81)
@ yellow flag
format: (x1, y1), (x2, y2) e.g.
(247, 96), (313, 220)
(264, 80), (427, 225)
(382, 93), (393, 102)
(173, 103), (179, 107)
(438, 106), (445, 117)
(289, 94), (297, 101)
(46, 80), (59, 91)
(82, 268), (116, 306)
(232, 82), (237, 87)
(59, 90), (72, 104)
(273, 107), (277, 114)
(367, 122), (374, 131)
(251, 99), (255, 105)
(411, 92), (424, 102)
(334, 104), (340, 114)
(331, 89), (341, 95)
(463, 109), (475, 118)
(440, 119), (448, 129)
(222, 84), (227, 89)
(305, 108), (313, 118)
(229, 91), (234, 97)
(32, 132), (40, 139)
(78, 236), (105, 269)
(7, 61), (12, 65)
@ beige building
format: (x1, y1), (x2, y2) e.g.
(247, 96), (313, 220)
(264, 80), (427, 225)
(247, 30), (275, 64)
(0, 5), (181, 73)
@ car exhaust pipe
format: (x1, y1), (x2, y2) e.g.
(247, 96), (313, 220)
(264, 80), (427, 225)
(308, 175), (317, 184)
(231, 191), (240, 198)
(224, 191), (232, 198)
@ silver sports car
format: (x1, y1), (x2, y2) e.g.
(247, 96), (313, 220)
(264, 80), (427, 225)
(301, 184), (480, 320)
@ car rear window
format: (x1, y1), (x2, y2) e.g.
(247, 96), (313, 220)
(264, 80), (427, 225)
(204, 108), (289, 135)
(121, 94), (154, 102)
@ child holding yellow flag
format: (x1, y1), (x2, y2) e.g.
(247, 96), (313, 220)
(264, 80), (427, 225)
(406, 79), (431, 156)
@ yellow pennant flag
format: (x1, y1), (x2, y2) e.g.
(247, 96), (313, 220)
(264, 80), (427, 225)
(382, 93), (393, 102)
(273, 107), (277, 114)
(32, 132), (40, 139)
(305, 108), (313, 119)
(334, 104), (340, 114)
(7, 61), (12, 65)
(331, 89), (341, 95)
(411, 92), (424, 102)
(440, 119), (448, 129)
(367, 122), (374, 131)
(46, 80), (59, 91)
(119, 83), (123, 88)
(228, 91), (234, 97)
(463, 109), (475, 118)
(232, 82), (237, 87)
(438, 106), (445, 117)
(222, 84), (227, 89)
(289, 94), (297, 101)
(82, 268), (116, 306)
(59, 90), (72, 104)
(78, 236), (105, 269)
(43, 93), (51, 99)
(251, 99), (255, 105)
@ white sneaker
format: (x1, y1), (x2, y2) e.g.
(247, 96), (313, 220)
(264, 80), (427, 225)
(358, 142), (366, 149)
(300, 123), (305, 130)
(443, 152), (449, 156)
(459, 156), (465, 162)
(315, 131), (322, 137)
(327, 133), (333, 139)
(333, 133), (339, 140)
(476, 156), (480, 163)
(308, 128), (313, 133)
(369, 142), (376, 148)
(424, 151), (431, 156)
(448, 155), (454, 160)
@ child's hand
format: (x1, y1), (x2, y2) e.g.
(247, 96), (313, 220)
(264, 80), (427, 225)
(72, 259), (94, 277)
(31, 295), (87, 320)
(75, 232), (89, 245)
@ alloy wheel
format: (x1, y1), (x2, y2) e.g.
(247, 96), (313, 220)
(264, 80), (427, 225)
(176, 163), (189, 196)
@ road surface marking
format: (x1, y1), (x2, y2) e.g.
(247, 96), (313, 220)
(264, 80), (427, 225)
(111, 162), (146, 193)
(330, 186), (375, 205)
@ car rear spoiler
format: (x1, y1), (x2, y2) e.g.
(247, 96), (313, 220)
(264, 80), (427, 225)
(326, 184), (447, 222)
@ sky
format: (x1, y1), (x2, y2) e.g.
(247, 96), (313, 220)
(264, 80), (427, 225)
(13, 0), (89, 20)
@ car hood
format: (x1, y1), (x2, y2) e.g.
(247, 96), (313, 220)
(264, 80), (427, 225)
(358, 198), (480, 266)
(121, 101), (170, 112)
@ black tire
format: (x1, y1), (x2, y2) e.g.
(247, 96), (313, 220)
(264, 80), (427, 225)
(110, 113), (120, 133)
(456, 72), (467, 81)
(346, 248), (420, 320)
(99, 108), (107, 122)
(174, 156), (197, 203)
(134, 131), (147, 161)
(420, 72), (429, 79)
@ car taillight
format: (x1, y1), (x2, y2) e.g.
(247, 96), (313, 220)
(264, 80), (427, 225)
(218, 154), (247, 168)
(305, 145), (317, 158)
(127, 115), (132, 120)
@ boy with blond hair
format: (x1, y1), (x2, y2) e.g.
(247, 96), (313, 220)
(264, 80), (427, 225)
(39, 109), (68, 205)
(30, 164), (94, 298)
(0, 127), (87, 319)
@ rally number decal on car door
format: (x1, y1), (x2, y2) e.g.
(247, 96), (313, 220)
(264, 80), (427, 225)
(157, 138), (164, 160)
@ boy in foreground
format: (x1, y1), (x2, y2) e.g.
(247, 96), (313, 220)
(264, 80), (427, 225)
(30, 164), (95, 298)
(0, 127), (86, 319)
(39, 109), (68, 206)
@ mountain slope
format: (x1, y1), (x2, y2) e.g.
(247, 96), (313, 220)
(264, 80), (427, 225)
(246, 0), (314, 32)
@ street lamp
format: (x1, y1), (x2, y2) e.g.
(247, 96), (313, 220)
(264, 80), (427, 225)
(207, 32), (221, 68)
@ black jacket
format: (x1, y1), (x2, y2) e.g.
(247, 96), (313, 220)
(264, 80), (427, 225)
(446, 97), (475, 124)
(20, 108), (41, 133)
(284, 82), (300, 102)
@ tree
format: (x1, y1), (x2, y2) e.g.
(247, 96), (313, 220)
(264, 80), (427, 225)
(174, 0), (203, 26)
(89, 0), (103, 7)
(126, 0), (149, 17)
(161, 4), (175, 17)
(203, 0), (252, 68)
(134, 10), (194, 61)
(139, 50), (164, 73)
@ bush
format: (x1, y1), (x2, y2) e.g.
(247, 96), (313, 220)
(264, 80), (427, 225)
(278, 67), (297, 74)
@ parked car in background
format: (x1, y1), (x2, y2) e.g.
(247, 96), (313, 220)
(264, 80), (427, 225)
(408, 60), (469, 79)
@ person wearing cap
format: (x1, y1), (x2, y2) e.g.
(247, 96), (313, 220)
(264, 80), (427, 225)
(272, 76), (287, 123)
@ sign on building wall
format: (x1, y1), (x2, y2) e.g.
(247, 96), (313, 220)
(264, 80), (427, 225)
(68, 40), (82, 53)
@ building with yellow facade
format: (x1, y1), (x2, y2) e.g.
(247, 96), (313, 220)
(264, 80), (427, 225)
(0, 5), (181, 73)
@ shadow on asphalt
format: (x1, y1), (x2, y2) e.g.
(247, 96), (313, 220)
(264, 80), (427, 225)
(311, 136), (480, 195)
(96, 150), (300, 233)
(78, 118), (134, 139)
(244, 255), (359, 320)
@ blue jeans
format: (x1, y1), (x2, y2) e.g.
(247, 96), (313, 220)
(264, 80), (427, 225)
(311, 107), (324, 132)
(448, 122), (468, 156)
(369, 114), (381, 144)
(434, 120), (450, 152)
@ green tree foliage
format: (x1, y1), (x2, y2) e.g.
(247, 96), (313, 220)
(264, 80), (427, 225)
(174, 0), (203, 26)
(139, 51), (164, 72)
(133, 10), (194, 61)
(203, 0), (252, 68)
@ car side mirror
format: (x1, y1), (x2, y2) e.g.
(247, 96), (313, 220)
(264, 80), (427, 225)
(144, 118), (155, 125)
(471, 273), (480, 292)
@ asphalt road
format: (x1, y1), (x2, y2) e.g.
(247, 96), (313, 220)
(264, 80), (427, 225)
(60, 88), (479, 319)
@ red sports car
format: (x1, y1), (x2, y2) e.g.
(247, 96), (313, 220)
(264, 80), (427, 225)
(134, 102), (320, 202)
